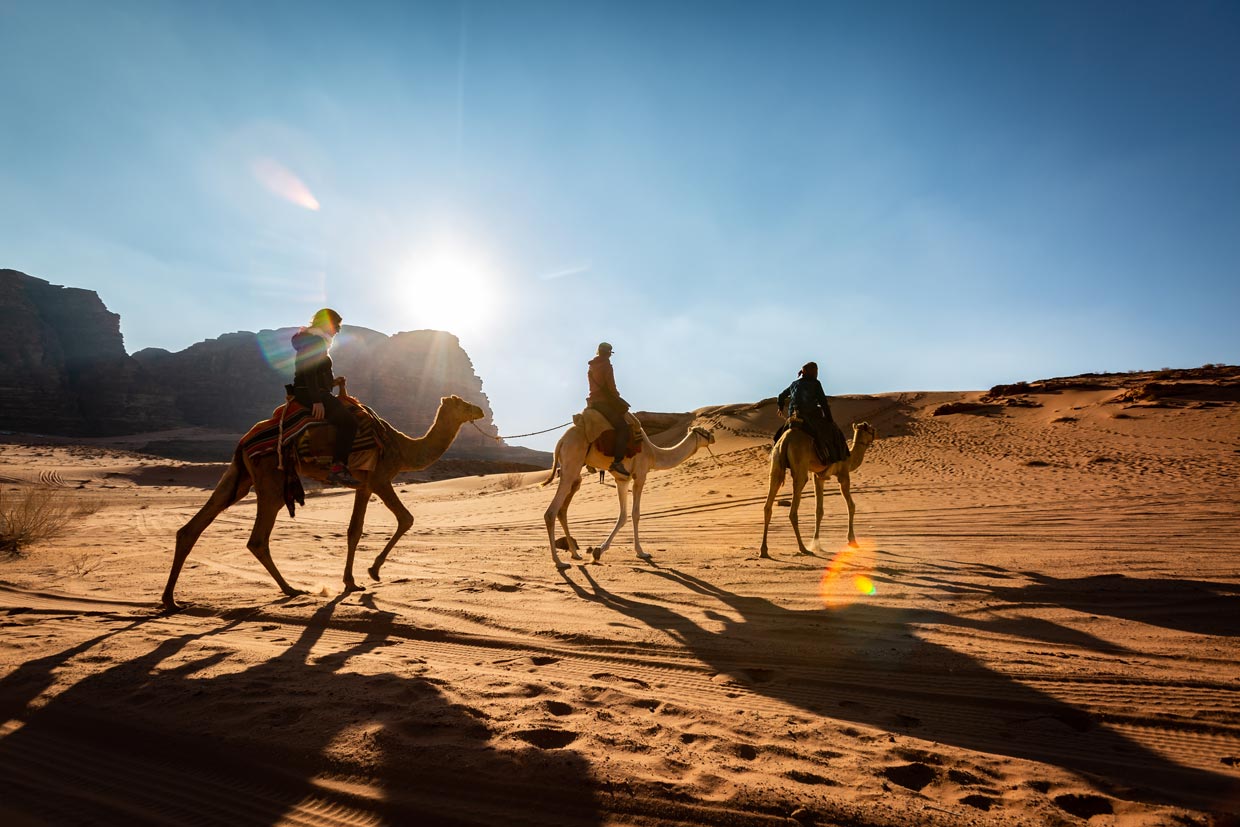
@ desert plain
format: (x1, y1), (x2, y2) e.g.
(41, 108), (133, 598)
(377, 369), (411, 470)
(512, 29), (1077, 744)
(1, 368), (1237, 826)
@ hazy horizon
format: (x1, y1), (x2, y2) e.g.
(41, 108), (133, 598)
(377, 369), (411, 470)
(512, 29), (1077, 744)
(3, 1), (1238, 450)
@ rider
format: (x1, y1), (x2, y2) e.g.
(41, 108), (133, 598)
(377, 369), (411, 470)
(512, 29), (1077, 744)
(587, 342), (633, 478)
(777, 361), (849, 465)
(291, 308), (360, 488)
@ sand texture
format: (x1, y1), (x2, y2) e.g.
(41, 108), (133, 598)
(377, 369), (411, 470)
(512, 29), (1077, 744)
(1, 371), (1238, 826)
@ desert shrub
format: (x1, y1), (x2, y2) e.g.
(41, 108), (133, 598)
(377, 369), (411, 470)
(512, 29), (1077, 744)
(0, 487), (100, 554)
(498, 471), (526, 490)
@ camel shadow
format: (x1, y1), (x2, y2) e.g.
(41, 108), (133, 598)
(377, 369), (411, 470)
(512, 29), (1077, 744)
(989, 572), (1240, 638)
(0, 599), (602, 825)
(903, 559), (1240, 638)
(563, 566), (1237, 813)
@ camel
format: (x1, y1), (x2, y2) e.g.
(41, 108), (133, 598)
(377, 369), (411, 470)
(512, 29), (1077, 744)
(760, 421), (877, 557)
(160, 394), (484, 611)
(543, 420), (715, 569)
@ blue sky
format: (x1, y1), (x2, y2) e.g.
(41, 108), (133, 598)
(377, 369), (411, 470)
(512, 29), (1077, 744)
(2, 1), (1238, 449)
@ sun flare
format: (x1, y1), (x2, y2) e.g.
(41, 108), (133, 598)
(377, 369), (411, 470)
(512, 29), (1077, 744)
(397, 240), (500, 339)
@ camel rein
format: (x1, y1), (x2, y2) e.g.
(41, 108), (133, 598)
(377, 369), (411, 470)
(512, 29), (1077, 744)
(470, 419), (571, 442)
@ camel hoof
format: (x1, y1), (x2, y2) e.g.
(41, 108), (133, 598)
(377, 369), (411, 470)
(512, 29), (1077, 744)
(367, 565), (381, 581)
(758, 551), (771, 559)
(158, 600), (183, 615)
(590, 547), (602, 563)
(848, 540), (859, 548)
(343, 582), (366, 595)
(555, 561), (571, 571)
(283, 588), (308, 598)
(797, 550), (814, 556)
(636, 552), (653, 561)
(569, 551), (584, 561)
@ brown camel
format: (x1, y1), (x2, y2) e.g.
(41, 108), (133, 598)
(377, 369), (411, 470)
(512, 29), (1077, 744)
(760, 421), (877, 557)
(160, 394), (484, 611)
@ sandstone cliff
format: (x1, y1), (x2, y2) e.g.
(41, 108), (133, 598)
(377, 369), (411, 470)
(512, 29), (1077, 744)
(0, 269), (179, 435)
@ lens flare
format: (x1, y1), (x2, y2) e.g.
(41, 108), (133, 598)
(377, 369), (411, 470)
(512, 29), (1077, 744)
(251, 157), (321, 211)
(818, 539), (878, 609)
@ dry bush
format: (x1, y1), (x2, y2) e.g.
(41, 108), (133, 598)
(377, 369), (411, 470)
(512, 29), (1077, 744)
(498, 472), (526, 490)
(0, 487), (100, 554)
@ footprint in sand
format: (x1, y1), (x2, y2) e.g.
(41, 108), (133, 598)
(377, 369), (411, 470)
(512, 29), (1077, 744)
(882, 762), (937, 792)
(514, 728), (577, 749)
(541, 700), (573, 716)
(960, 794), (994, 811)
(1053, 793), (1113, 819)
(589, 672), (650, 690)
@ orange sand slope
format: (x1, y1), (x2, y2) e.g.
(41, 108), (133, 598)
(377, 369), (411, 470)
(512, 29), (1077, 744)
(1, 368), (1238, 826)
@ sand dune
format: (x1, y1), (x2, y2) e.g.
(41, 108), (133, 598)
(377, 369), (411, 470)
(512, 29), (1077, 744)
(1, 370), (1237, 825)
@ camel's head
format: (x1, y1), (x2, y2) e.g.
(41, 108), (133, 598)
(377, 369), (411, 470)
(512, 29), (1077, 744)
(444, 395), (485, 423)
(691, 425), (715, 445)
(851, 421), (877, 447)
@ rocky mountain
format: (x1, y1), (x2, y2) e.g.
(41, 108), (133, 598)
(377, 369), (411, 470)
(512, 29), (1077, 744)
(0, 269), (546, 465)
(0, 269), (180, 435)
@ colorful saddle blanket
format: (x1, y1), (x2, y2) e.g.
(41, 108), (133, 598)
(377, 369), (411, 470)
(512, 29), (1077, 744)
(240, 394), (382, 470)
(572, 407), (644, 459)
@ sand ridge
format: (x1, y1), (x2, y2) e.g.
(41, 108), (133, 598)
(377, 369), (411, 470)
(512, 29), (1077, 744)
(1, 370), (1238, 825)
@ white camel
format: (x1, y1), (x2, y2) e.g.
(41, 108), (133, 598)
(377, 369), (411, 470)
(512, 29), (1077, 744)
(543, 421), (715, 568)
(760, 421), (877, 557)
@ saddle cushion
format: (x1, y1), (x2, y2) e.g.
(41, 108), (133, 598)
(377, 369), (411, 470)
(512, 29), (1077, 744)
(240, 394), (380, 472)
(572, 407), (643, 458)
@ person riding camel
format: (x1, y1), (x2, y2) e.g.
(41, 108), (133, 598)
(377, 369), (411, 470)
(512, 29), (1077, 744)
(777, 361), (850, 465)
(587, 342), (633, 478)
(290, 308), (360, 488)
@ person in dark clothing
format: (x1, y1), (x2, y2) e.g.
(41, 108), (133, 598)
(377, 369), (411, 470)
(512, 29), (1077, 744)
(777, 361), (849, 465)
(291, 308), (360, 487)
(586, 342), (633, 478)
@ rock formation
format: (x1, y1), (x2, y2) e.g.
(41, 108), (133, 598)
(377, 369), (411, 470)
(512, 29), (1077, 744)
(0, 269), (179, 435)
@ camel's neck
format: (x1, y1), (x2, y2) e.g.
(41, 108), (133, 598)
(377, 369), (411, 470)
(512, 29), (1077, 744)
(846, 437), (871, 473)
(393, 409), (467, 471)
(649, 430), (706, 471)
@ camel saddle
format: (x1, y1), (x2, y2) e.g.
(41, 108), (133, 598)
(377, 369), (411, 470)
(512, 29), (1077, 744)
(240, 393), (386, 517)
(573, 407), (644, 459)
(775, 416), (846, 466)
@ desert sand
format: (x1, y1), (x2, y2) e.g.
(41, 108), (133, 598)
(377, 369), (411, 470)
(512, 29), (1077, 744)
(1, 372), (1237, 826)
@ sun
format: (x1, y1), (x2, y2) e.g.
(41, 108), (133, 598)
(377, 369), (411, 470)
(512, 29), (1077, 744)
(397, 240), (500, 339)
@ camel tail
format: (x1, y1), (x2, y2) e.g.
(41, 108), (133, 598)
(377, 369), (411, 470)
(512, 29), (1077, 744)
(541, 438), (561, 487)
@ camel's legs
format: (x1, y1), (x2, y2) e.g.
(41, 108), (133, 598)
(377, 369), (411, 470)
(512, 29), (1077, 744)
(595, 475), (631, 559)
(630, 474), (650, 561)
(245, 475), (305, 598)
(160, 465), (252, 611)
(838, 472), (858, 547)
(545, 471), (580, 570)
(341, 483), (371, 594)
(557, 477), (583, 560)
(759, 458), (785, 559)
(367, 479), (414, 582)
(788, 466), (812, 555)
(810, 473), (826, 554)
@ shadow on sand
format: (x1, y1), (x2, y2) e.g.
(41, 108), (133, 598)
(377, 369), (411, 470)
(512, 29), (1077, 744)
(0, 600), (601, 826)
(561, 564), (1238, 814)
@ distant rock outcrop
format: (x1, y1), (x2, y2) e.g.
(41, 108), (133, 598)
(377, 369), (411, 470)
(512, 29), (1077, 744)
(0, 268), (546, 465)
(0, 269), (179, 435)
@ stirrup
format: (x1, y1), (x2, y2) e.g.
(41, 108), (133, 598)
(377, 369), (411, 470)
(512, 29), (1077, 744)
(609, 460), (631, 478)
